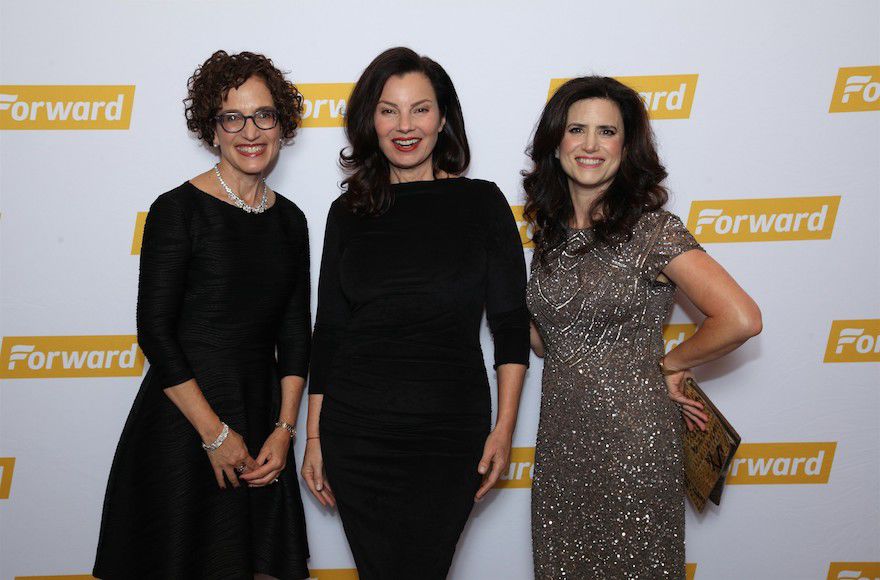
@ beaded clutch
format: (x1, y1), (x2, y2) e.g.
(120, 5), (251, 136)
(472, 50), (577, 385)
(681, 377), (741, 513)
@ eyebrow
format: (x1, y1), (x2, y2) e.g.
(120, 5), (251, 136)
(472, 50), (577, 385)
(567, 122), (618, 130)
(377, 99), (434, 108)
(218, 106), (276, 114)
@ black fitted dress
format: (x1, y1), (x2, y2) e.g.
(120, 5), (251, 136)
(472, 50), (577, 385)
(93, 182), (311, 580)
(310, 177), (529, 579)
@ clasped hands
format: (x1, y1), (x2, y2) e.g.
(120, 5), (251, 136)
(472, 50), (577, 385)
(205, 425), (291, 489)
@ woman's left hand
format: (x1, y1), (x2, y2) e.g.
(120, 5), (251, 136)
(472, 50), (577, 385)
(240, 428), (291, 487)
(475, 428), (512, 501)
(664, 369), (710, 432)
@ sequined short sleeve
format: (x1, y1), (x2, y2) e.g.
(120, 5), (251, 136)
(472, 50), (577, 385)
(640, 211), (704, 281)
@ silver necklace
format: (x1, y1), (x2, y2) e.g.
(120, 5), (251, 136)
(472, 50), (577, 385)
(214, 164), (268, 214)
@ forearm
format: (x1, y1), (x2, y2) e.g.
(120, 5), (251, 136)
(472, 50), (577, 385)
(529, 321), (545, 358)
(163, 379), (222, 442)
(305, 394), (324, 438)
(663, 311), (760, 371)
(494, 363), (527, 434)
(279, 375), (306, 426)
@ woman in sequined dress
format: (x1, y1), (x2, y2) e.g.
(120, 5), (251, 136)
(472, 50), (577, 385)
(524, 76), (762, 579)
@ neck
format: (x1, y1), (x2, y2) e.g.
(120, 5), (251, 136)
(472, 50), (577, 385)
(217, 161), (262, 204)
(389, 160), (434, 184)
(568, 182), (605, 229)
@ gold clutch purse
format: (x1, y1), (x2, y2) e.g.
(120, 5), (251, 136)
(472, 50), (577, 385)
(681, 377), (741, 513)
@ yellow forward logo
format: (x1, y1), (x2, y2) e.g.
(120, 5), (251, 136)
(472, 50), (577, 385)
(663, 323), (697, 354)
(0, 457), (15, 500)
(131, 211), (148, 255)
(686, 563), (697, 580)
(829, 66), (880, 112)
(298, 83), (353, 128)
(727, 442), (836, 485)
(495, 446), (535, 489)
(510, 205), (534, 248)
(824, 320), (880, 363)
(827, 562), (880, 580)
(308, 570), (359, 580)
(687, 196), (840, 243)
(548, 75), (698, 119)
(0, 85), (135, 129)
(0, 336), (145, 379)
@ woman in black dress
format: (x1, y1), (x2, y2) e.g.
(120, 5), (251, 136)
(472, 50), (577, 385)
(93, 51), (311, 579)
(301, 47), (530, 579)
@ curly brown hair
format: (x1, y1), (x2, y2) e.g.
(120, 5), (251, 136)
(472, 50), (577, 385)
(184, 50), (303, 146)
(523, 76), (668, 268)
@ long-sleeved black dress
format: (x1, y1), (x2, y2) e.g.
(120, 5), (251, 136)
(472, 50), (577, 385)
(310, 177), (529, 579)
(93, 182), (311, 580)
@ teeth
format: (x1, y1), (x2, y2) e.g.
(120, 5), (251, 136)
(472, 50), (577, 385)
(394, 139), (419, 146)
(237, 145), (265, 153)
(576, 158), (602, 166)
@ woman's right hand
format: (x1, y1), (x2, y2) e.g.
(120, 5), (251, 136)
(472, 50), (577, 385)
(301, 438), (336, 507)
(205, 426), (258, 489)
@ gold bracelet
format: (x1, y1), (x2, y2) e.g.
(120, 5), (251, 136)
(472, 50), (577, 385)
(275, 420), (296, 439)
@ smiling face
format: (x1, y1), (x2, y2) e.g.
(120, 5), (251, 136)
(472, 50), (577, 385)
(373, 72), (446, 182)
(214, 75), (281, 178)
(557, 98), (625, 199)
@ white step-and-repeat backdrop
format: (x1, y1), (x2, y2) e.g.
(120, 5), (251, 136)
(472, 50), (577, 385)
(1, 1), (878, 579)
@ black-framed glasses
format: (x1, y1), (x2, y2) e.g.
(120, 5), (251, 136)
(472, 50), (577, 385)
(214, 109), (279, 133)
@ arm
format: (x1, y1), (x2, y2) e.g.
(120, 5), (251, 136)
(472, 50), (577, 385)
(529, 320), (545, 358)
(641, 213), (762, 430)
(138, 192), (255, 487)
(660, 249), (762, 431)
(475, 185), (531, 500)
(301, 202), (349, 507)
(244, 209), (312, 486)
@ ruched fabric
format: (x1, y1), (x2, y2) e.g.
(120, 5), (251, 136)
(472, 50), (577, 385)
(93, 182), (311, 580)
(311, 177), (529, 579)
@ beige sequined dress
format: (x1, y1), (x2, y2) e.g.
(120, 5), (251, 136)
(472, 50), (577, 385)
(527, 210), (703, 579)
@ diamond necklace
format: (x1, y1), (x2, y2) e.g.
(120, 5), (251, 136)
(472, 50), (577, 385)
(214, 164), (268, 214)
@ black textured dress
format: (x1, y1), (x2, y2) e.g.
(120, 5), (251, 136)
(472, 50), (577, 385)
(310, 177), (529, 579)
(93, 182), (311, 580)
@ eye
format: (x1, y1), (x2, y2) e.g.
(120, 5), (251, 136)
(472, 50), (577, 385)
(600, 128), (617, 136)
(415, 106), (430, 113)
(568, 126), (583, 134)
(222, 112), (243, 122)
(379, 107), (396, 115)
(255, 110), (277, 121)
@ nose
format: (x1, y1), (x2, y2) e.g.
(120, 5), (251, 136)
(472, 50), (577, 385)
(582, 133), (599, 152)
(241, 117), (261, 140)
(397, 111), (413, 133)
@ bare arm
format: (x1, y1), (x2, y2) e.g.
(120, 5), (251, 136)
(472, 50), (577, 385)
(661, 249), (762, 371)
(475, 362), (527, 500)
(301, 393), (335, 507)
(529, 321), (545, 358)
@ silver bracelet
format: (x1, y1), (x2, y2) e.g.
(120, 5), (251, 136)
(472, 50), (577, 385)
(201, 422), (229, 452)
(275, 420), (296, 439)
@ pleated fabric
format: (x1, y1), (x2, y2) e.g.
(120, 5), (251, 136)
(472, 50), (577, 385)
(93, 182), (311, 580)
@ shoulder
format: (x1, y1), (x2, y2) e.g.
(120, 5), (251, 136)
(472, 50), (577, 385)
(149, 182), (197, 219)
(273, 192), (308, 225)
(631, 208), (684, 237)
(457, 177), (512, 212)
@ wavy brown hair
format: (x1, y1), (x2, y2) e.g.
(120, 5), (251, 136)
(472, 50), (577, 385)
(184, 50), (303, 147)
(340, 47), (470, 216)
(523, 76), (668, 267)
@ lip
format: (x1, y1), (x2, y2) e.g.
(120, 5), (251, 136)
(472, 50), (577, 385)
(234, 143), (267, 158)
(391, 137), (421, 152)
(575, 156), (604, 168)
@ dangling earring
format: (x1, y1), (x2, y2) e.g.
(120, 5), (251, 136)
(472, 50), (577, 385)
(554, 148), (560, 159)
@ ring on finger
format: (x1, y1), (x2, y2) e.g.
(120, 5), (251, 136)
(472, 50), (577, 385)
(234, 463), (247, 474)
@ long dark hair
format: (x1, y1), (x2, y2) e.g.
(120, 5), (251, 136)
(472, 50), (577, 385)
(340, 47), (470, 216)
(523, 76), (668, 266)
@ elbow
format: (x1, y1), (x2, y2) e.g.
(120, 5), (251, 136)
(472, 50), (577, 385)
(735, 303), (763, 340)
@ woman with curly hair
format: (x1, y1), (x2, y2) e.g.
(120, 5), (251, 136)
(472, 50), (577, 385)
(301, 47), (529, 578)
(525, 76), (762, 578)
(93, 50), (311, 579)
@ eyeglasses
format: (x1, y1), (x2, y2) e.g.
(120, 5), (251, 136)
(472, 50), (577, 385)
(214, 109), (279, 133)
